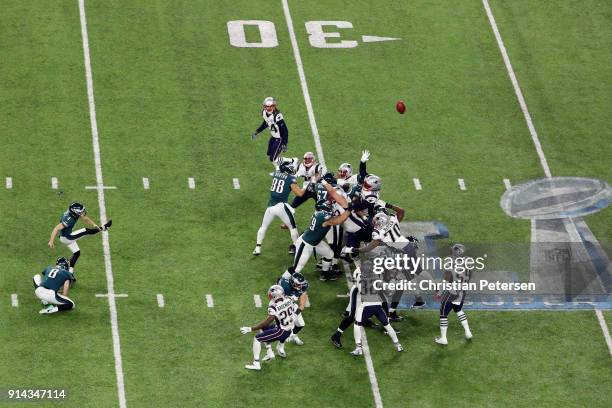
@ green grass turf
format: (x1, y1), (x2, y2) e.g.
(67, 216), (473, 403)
(0, 1), (610, 407)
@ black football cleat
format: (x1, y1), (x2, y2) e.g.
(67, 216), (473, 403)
(331, 334), (343, 349)
(288, 244), (296, 255)
(102, 219), (113, 231)
(389, 311), (404, 322)
(411, 300), (426, 309)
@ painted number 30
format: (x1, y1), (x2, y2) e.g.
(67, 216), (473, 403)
(227, 20), (357, 48)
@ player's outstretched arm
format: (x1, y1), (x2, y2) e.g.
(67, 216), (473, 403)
(48, 223), (64, 248)
(387, 204), (405, 221)
(321, 180), (348, 208)
(242, 315), (276, 334)
(290, 183), (306, 197)
(251, 121), (267, 140)
(323, 210), (350, 227)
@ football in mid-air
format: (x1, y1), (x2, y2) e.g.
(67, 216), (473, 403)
(396, 100), (406, 114)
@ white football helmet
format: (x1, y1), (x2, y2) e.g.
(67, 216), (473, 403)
(363, 174), (382, 192)
(268, 284), (284, 301)
(338, 163), (352, 179)
(451, 243), (466, 257)
(303, 152), (315, 168)
(263, 96), (276, 112)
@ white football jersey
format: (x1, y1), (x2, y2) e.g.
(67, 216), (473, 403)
(262, 110), (284, 139)
(338, 174), (359, 191)
(295, 162), (326, 188)
(267, 296), (296, 331)
(372, 214), (408, 243)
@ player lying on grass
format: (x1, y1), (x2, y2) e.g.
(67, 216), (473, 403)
(48, 202), (112, 274)
(434, 244), (473, 345)
(32, 257), (75, 315)
(241, 285), (297, 371)
(253, 158), (308, 256)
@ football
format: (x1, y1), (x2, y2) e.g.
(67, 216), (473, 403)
(396, 100), (406, 114)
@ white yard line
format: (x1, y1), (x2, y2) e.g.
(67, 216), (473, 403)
(11, 294), (18, 307)
(206, 294), (214, 308)
(281, 0), (382, 405)
(595, 309), (612, 356)
(413, 178), (422, 191)
(458, 178), (466, 191)
(483, 0), (609, 348)
(253, 294), (262, 308)
(142, 177), (150, 190)
(95, 293), (129, 298)
(233, 178), (240, 189)
(157, 294), (165, 308)
(188, 177), (196, 189)
(78, 1), (127, 406)
(51, 177), (58, 189)
(6, 177), (12, 189)
(503, 178), (512, 190)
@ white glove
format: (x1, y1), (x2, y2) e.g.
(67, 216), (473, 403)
(360, 150), (370, 162)
(240, 326), (252, 334)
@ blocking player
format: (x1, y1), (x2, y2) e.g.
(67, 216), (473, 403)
(240, 285), (297, 371)
(350, 262), (403, 356)
(434, 244), (473, 345)
(278, 269), (309, 346)
(253, 158), (307, 256)
(331, 267), (362, 348)
(32, 257), (75, 315)
(292, 181), (350, 280)
(48, 202), (112, 272)
(251, 96), (288, 163)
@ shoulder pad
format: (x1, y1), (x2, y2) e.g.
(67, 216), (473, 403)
(275, 112), (284, 122)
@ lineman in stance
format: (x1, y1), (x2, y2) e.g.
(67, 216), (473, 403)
(251, 96), (289, 163)
(33, 257), (75, 314)
(241, 285), (297, 371)
(254, 158), (307, 256)
(435, 244), (473, 345)
(48, 202), (112, 273)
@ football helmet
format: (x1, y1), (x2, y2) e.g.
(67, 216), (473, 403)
(68, 202), (86, 217)
(303, 152), (315, 168)
(279, 158), (298, 175)
(263, 96), (276, 113)
(291, 273), (309, 292)
(315, 200), (333, 213)
(451, 243), (466, 257)
(372, 212), (389, 230)
(338, 163), (352, 179)
(268, 284), (284, 300)
(362, 174), (382, 192)
(352, 267), (362, 283)
(322, 172), (337, 186)
(56, 257), (70, 270)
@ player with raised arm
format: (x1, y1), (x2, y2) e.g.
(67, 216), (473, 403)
(240, 285), (297, 371)
(434, 244), (473, 345)
(292, 181), (351, 280)
(251, 97), (288, 164)
(253, 158), (307, 256)
(32, 257), (76, 315)
(48, 202), (112, 274)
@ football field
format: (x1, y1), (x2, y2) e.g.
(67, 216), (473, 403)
(1, 1), (611, 407)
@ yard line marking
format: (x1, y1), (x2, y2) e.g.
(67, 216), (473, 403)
(458, 178), (466, 191)
(156, 294), (165, 308)
(78, 1), (127, 407)
(483, 0), (610, 347)
(253, 294), (262, 308)
(188, 177), (196, 189)
(142, 177), (150, 190)
(281, 0), (325, 166)
(483, 0), (551, 178)
(413, 178), (422, 191)
(282, 1), (381, 406)
(503, 178), (512, 190)
(595, 309), (612, 356)
(6, 177), (12, 189)
(95, 293), (129, 298)
(336, 293), (350, 298)
(206, 294), (214, 307)
(233, 178), (240, 189)
(11, 294), (18, 307)
(51, 177), (58, 189)
(85, 185), (117, 189)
